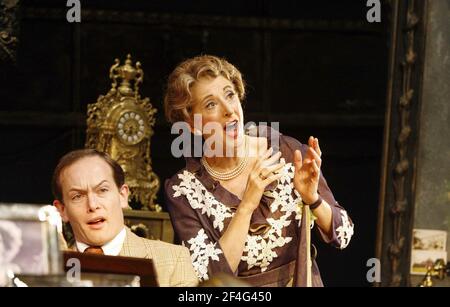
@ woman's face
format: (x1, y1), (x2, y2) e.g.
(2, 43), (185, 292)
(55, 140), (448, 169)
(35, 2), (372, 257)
(190, 75), (245, 155)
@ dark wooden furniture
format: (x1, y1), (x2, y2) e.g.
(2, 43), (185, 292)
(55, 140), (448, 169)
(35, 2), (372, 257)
(63, 251), (159, 287)
(123, 209), (174, 243)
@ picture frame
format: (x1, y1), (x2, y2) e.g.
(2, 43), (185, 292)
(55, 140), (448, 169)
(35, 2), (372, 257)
(410, 229), (447, 275)
(0, 203), (63, 285)
(410, 250), (447, 275)
(412, 229), (447, 251)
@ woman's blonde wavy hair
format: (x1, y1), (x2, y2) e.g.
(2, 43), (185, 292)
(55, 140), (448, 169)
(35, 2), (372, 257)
(164, 55), (246, 123)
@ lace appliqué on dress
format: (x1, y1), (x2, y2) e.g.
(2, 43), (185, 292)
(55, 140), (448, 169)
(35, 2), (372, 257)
(185, 229), (223, 281)
(336, 210), (354, 249)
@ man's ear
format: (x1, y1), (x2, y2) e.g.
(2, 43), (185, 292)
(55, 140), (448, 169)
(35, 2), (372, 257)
(53, 200), (69, 222)
(119, 184), (130, 209)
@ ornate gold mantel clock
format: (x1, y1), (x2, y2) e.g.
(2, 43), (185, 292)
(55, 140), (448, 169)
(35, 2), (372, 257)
(85, 54), (161, 212)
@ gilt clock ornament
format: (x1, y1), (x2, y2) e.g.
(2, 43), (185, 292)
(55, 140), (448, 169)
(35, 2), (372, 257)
(85, 54), (161, 211)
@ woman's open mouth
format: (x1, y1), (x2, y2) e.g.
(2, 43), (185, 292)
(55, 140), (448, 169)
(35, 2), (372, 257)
(224, 120), (239, 139)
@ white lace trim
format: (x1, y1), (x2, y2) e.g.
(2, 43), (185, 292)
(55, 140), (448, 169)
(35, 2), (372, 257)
(185, 229), (223, 281)
(173, 171), (233, 231)
(336, 210), (354, 249)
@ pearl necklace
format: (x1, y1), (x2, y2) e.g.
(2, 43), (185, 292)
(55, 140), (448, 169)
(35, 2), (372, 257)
(201, 137), (249, 181)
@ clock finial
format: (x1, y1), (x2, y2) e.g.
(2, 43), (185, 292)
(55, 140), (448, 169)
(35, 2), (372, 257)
(109, 54), (144, 98)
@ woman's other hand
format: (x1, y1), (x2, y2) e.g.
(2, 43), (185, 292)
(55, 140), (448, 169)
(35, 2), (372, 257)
(293, 136), (322, 205)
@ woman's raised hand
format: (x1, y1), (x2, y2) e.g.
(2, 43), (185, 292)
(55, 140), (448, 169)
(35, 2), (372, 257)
(241, 147), (285, 213)
(293, 136), (322, 205)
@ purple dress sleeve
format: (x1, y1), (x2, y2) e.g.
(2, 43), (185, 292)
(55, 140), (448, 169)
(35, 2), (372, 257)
(281, 135), (354, 250)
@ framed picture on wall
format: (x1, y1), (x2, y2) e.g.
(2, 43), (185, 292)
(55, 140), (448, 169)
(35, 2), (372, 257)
(410, 229), (447, 275)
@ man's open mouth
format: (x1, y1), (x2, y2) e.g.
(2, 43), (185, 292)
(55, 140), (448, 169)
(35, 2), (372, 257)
(87, 217), (106, 227)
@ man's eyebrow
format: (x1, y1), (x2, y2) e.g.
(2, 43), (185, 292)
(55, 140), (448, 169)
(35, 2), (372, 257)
(68, 187), (85, 193)
(67, 180), (109, 193)
(94, 180), (109, 189)
(223, 85), (233, 91)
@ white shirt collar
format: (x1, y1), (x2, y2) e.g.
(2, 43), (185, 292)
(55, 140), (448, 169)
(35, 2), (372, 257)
(76, 227), (126, 256)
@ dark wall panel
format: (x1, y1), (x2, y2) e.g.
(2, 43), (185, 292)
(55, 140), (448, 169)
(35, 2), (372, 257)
(15, 20), (72, 112)
(271, 32), (387, 114)
(0, 128), (74, 203)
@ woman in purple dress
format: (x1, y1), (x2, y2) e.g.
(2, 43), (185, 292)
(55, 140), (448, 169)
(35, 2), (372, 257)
(163, 55), (354, 286)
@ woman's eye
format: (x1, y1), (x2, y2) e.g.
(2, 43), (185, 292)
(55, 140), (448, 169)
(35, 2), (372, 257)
(206, 101), (216, 109)
(227, 91), (235, 99)
(100, 188), (109, 193)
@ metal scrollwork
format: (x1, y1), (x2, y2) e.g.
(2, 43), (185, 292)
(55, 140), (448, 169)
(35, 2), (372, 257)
(86, 54), (160, 211)
(0, 0), (19, 63)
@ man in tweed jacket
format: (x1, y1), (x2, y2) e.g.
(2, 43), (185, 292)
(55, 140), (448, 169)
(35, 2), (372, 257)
(52, 149), (198, 287)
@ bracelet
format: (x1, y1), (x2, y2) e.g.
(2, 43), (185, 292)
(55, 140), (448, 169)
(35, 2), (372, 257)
(304, 195), (323, 210)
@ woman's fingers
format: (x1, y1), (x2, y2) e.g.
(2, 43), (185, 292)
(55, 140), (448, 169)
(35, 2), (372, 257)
(254, 147), (274, 170)
(295, 147), (321, 173)
(255, 148), (285, 181)
(263, 151), (282, 167)
(257, 150), (282, 173)
(311, 159), (320, 178)
(262, 147), (274, 159)
(308, 147), (322, 168)
(260, 158), (285, 178)
(294, 150), (302, 171)
(296, 158), (320, 182)
(263, 171), (284, 185)
(308, 136), (322, 157)
(314, 137), (322, 157)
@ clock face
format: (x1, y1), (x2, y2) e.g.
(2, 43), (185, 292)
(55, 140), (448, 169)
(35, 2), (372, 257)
(116, 111), (145, 145)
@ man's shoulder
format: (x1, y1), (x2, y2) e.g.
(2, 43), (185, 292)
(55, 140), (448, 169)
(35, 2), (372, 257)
(137, 235), (175, 248)
(126, 228), (188, 256)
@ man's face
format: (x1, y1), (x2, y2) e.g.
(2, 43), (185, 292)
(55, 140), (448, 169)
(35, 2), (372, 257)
(53, 156), (129, 246)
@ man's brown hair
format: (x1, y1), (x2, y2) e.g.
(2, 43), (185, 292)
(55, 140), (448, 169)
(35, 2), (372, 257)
(51, 149), (125, 202)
